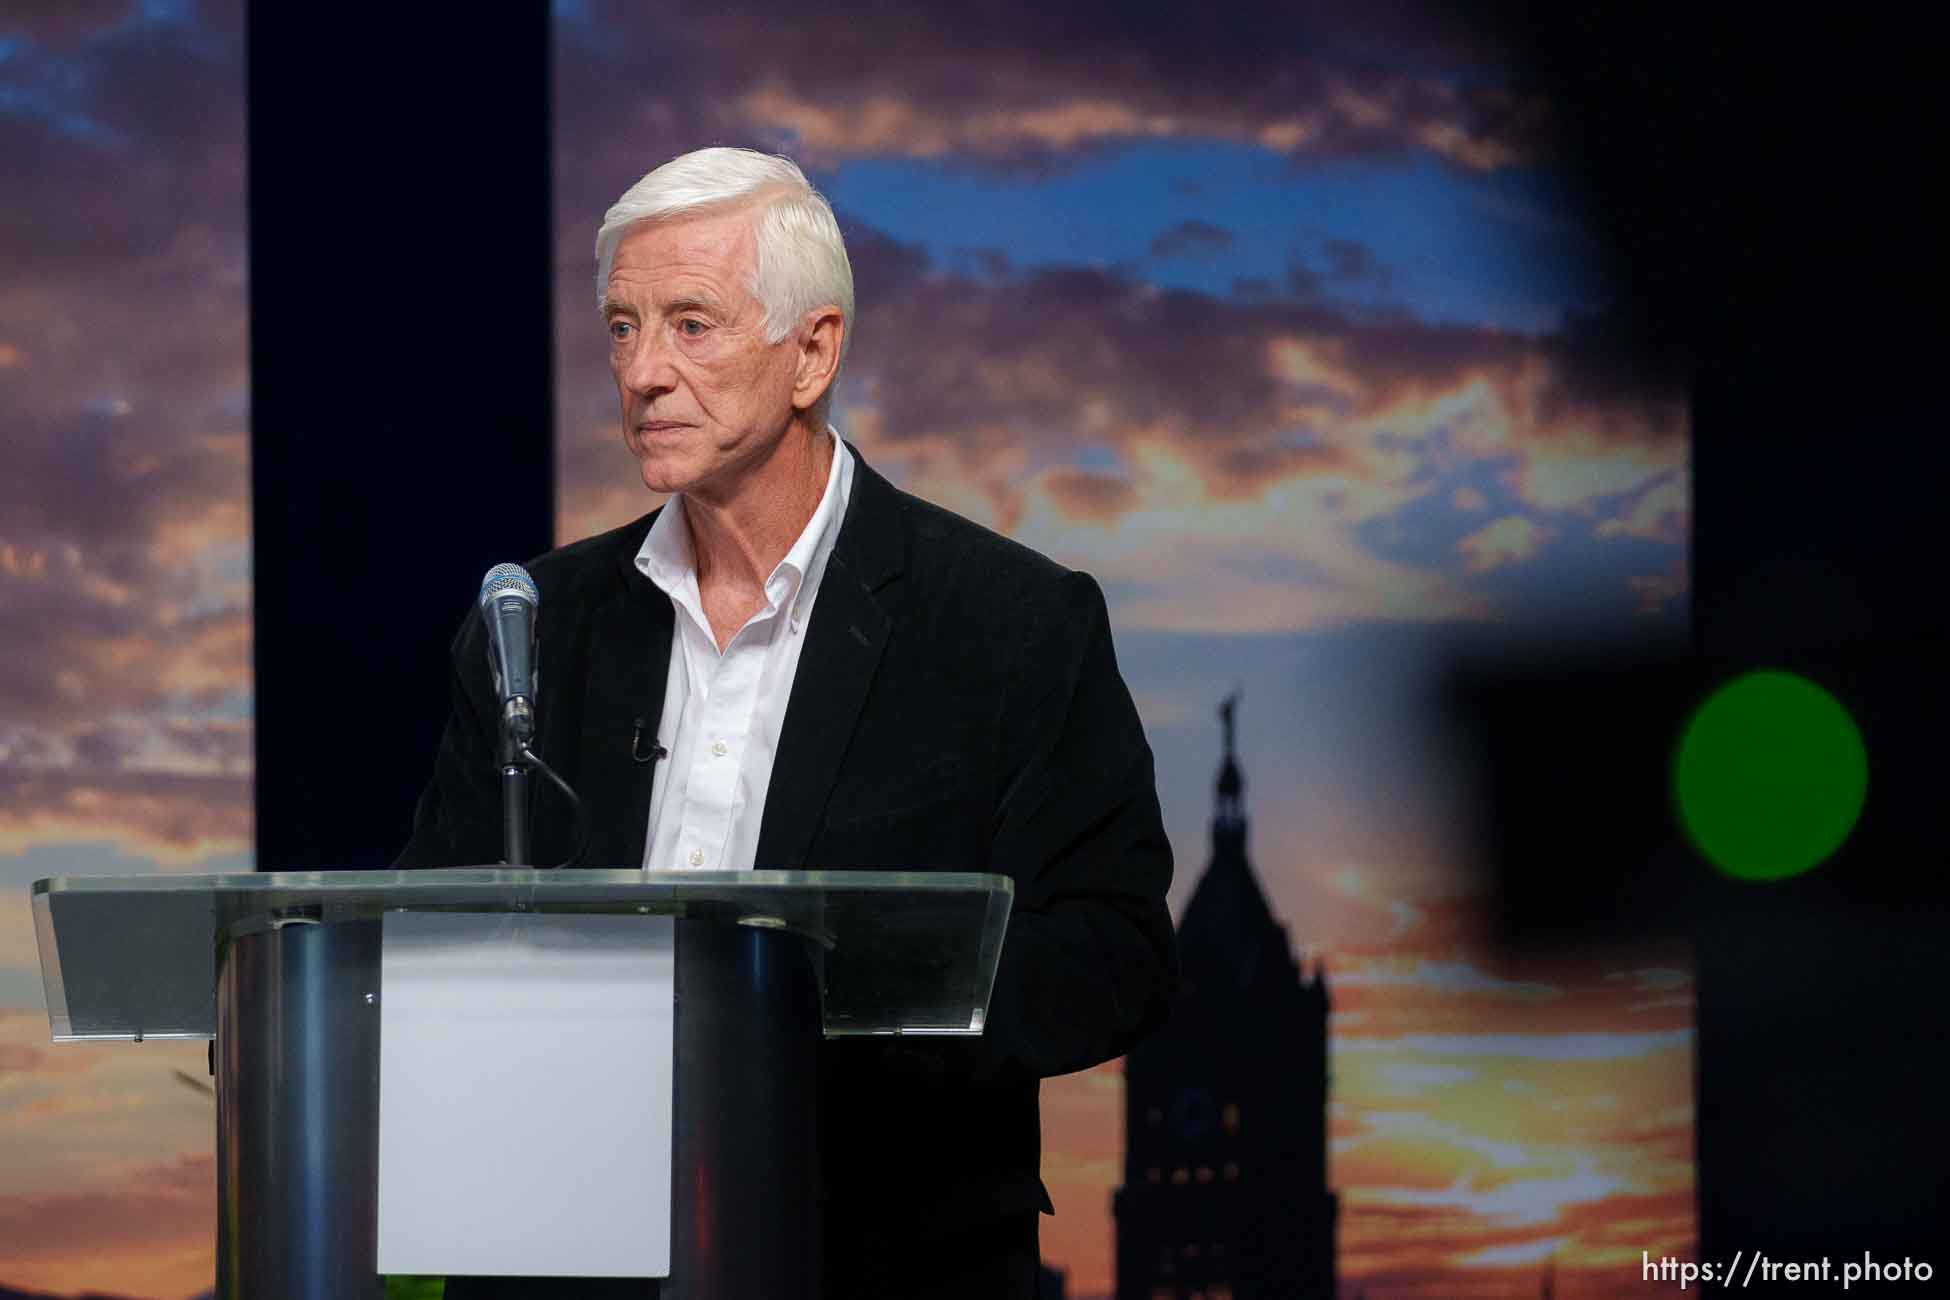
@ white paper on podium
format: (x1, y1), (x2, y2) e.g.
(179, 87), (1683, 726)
(377, 910), (674, 1278)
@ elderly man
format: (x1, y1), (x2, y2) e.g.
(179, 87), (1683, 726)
(399, 147), (1176, 1299)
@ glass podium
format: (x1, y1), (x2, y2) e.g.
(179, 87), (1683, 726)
(31, 868), (1015, 1300)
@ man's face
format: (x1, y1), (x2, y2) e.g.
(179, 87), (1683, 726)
(603, 203), (802, 498)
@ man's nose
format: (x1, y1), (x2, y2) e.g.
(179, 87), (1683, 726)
(620, 328), (679, 397)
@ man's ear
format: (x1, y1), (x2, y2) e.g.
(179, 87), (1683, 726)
(791, 306), (845, 412)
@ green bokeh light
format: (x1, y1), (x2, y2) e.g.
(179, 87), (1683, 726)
(1673, 670), (1868, 881)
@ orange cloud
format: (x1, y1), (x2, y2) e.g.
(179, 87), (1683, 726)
(1329, 962), (1694, 1296)
(738, 87), (1168, 160)
(1458, 515), (1552, 573)
(0, 766), (252, 862)
(1598, 470), (1689, 544)
(1041, 468), (1141, 526)
(558, 3), (1549, 181)
(0, 1152), (214, 1298)
(735, 75), (1544, 175)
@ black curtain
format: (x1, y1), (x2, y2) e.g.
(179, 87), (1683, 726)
(248, 4), (556, 871)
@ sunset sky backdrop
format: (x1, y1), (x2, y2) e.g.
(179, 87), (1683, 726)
(2, 1), (1690, 1295)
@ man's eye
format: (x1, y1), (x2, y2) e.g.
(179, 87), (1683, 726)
(678, 318), (706, 337)
(608, 320), (633, 341)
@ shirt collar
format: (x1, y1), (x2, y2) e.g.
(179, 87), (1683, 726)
(635, 427), (853, 613)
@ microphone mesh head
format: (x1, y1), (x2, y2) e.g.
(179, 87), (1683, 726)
(479, 562), (539, 608)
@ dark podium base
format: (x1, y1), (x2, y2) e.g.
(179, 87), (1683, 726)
(214, 916), (821, 1300)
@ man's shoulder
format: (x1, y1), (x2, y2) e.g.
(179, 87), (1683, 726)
(872, 477), (1112, 662)
(885, 480), (1071, 593)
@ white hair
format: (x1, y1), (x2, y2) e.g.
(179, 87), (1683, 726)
(594, 148), (855, 386)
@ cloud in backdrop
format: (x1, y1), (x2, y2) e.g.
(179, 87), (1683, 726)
(0, 0), (251, 867)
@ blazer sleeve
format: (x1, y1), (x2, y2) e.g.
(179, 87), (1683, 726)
(394, 608), (504, 869)
(921, 568), (1180, 1088)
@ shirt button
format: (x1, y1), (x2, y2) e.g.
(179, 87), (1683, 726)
(711, 739), (728, 757)
(688, 848), (704, 866)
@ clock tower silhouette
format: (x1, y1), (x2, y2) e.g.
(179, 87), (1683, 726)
(1112, 692), (1337, 1298)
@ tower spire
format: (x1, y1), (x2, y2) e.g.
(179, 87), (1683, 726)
(1216, 686), (1244, 827)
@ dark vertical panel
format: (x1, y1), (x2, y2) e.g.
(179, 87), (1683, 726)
(1665, 10), (1949, 1269)
(1508, 1), (1948, 1265)
(248, 4), (555, 870)
(1684, 16), (1950, 1268)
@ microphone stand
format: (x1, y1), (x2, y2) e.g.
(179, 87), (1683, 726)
(499, 696), (536, 867)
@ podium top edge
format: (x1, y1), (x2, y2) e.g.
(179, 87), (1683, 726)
(32, 868), (1014, 897)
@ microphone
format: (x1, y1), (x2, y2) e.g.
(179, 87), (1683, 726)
(479, 562), (539, 748)
(476, 562), (586, 869)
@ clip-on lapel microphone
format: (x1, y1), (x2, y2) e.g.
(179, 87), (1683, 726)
(630, 716), (668, 764)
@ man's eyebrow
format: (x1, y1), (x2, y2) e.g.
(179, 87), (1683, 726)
(663, 292), (722, 316)
(600, 291), (723, 318)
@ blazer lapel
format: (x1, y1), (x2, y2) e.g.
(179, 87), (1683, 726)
(575, 533), (676, 868)
(755, 446), (906, 868)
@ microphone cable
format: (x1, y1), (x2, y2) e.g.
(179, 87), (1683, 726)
(519, 744), (590, 870)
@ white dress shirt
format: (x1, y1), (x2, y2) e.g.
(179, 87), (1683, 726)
(636, 429), (855, 871)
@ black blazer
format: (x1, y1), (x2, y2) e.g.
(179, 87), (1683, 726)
(397, 444), (1178, 1255)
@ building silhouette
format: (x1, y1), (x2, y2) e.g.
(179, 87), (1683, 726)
(1113, 693), (1337, 1299)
